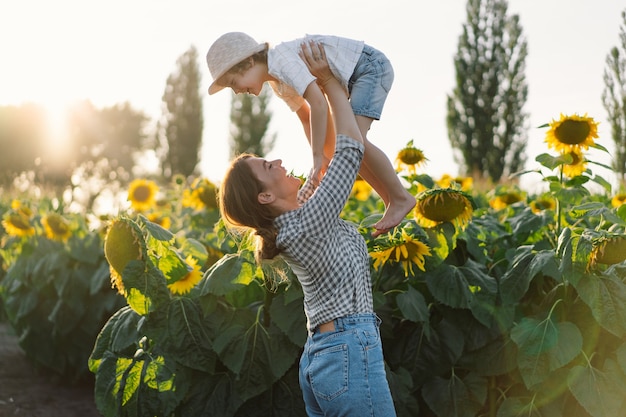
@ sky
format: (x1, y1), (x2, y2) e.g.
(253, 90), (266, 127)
(1, 0), (625, 192)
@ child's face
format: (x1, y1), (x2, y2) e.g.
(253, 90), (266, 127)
(219, 60), (266, 96)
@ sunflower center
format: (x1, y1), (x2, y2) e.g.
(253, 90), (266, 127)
(9, 214), (31, 230)
(132, 186), (152, 202)
(399, 149), (425, 165)
(554, 120), (591, 145)
(419, 193), (466, 222)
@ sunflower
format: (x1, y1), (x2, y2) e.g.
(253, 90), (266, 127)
(128, 179), (159, 212)
(104, 218), (146, 295)
(436, 174), (473, 192)
(351, 176), (372, 201)
(414, 188), (474, 229)
(2, 212), (35, 237)
(168, 256), (203, 295)
(530, 195), (556, 214)
(611, 193), (626, 208)
(370, 228), (432, 276)
(545, 113), (599, 153)
(41, 213), (72, 242)
(396, 140), (428, 174)
(589, 235), (626, 268)
(489, 186), (525, 210)
(182, 178), (218, 210)
(560, 147), (587, 178)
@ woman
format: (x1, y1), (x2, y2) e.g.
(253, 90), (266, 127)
(219, 41), (397, 417)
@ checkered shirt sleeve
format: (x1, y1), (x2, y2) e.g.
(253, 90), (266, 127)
(275, 135), (374, 332)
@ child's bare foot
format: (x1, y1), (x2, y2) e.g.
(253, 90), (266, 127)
(373, 192), (416, 237)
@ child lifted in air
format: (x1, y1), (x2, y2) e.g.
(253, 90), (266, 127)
(206, 32), (415, 236)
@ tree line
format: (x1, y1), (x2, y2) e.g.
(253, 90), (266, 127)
(1, 0), (625, 200)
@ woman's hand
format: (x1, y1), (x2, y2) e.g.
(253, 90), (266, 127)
(299, 41), (334, 87)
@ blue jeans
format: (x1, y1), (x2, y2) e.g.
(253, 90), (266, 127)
(299, 314), (397, 416)
(348, 45), (394, 120)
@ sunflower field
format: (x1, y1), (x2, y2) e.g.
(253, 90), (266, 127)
(2, 114), (626, 416)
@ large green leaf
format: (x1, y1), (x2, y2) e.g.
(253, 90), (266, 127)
(511, 318), (582, 388)
(199, 252), (258, 296)
(234, 366), (307, 417)
(426, 260), (497, 327)
(568, 359), (626, 417)
(269, 291), (307, 347)
(212, 308), (300, 402)
(123, 261), (170, 315)
(396, 285), (429, 323)
(422, 372), (486, 417)
(457, 335), (518, 377)
(386, 366), (419, 417)
(572, 273), (626, 338)
(166, 297), (216, 372)
(89, 306), (141, 372)
(500, 248), (559, 305)
(177, 373), (242, 417)
(93, 351), (183, 417)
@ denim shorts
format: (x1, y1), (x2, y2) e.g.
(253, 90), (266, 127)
(299, 313), (397, 416)
(348, 45), (394, 120)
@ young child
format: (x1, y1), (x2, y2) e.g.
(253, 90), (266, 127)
(206, 32), (415, 236)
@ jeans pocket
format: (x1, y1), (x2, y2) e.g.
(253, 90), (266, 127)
(309, 343), (349, 401)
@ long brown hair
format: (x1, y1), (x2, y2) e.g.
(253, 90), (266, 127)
(218, 153), (281, 261)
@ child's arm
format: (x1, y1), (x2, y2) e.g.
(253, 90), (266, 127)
(300, 42), (363, 147)
(301, 77), (331, 184)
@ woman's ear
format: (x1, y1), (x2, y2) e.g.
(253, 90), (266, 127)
(258, 192), (275, 205)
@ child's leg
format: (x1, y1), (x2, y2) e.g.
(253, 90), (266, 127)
(356, 115), (416, 236)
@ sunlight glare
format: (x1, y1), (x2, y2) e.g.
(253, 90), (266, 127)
(42, 102), (75, 171)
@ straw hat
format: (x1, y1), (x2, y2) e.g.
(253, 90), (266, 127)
(206, 32), (266, 95)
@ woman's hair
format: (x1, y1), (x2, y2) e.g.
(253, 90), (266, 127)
(227, 44), (269, 75)
(218, 153), (281, 262)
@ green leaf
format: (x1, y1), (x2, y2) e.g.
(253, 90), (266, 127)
(212, 308), (300, 402)
(199, 253), (258, 296)
(422, 372), (487, 417)
(386, 366), (419, 417)
(140, 214), (174, 241)
(568, 359), (626, 417)
(426, 261), (497, 327)
(93, 351), (183, 417)
(166, 298), (216, 372)
(573, 274), (626, 337)
(511, 318), (582, 388)
(269, 292), (307, 347)
(500, 249), (559, 305)
(396, 286), (429, 323)
(179, 237), (209, 265)
(155, 245), (189, 283)
(496, 396), (542, 417)
(536, 153), (572, 170)
(458, 336), (518, 377)
(123, 261), (171, 315)
(177, 373), (242, 417)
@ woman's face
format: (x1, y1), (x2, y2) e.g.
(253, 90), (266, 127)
(246, 157), (301, 203)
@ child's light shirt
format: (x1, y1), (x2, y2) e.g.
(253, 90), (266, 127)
(274, 135), (374, 333)
(267, 35), (365, 111)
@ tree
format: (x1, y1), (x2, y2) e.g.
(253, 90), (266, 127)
(446, 0), (529, 183)
(0, 104), (46, 186)
(229, 85), (275, 158)
(65, 100), (149, 183)
(602, 10), (626, 185)
(159, 45), (204, 179)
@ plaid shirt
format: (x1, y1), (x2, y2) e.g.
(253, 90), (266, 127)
(275, 135), (374, 332)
